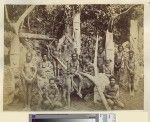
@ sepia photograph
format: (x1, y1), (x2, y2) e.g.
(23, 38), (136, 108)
(4, 4), (144, 111)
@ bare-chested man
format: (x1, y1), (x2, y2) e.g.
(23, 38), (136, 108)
(41, 78), (62, 110)
(114, 45), (124, 82)
(104, 76), (124, 109)
(97, 47), (106, 73)
(38, 54), (54, 87)
(126, 50), (135, 96)
(68, 53), (83, 98)
(22, 52), (37, 110)
(83, 55), (94, 76)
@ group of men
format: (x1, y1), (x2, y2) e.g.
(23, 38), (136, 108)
(103, 45), (135, 109)
(21, 35), (136, 110)
(80, 37), (136, 109)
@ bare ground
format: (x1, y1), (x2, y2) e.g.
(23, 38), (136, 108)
(4, 79), (143, 111)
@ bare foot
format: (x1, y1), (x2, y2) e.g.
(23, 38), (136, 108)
(23, 106), (31, 111)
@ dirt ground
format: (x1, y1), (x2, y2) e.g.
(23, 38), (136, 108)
(3, 79), (143, 111)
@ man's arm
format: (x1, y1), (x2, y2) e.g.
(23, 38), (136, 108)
(76, 60), (80, 72)
(32, 65), (37, 80)
(22, 65), (29, 81)
(102, 65), (105, 73)
(126, 60), (131, 71)
(54, 84), (59, 101)
(104, 86), (113, 99)
(126, 60), (134, 73)
(114, 85), (120, 99)
(74, 61), (80, 74)
(28, 65), (37, 81)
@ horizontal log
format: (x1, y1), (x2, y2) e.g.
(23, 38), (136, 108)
(19, 32), (55, 40)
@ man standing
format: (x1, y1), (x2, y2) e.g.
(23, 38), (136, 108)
(68, 53), (83, 98)
(97, 47), (106, 73)
(22, 52), (37, 110)
(114, 45), (124, 82)
(126, 50), (135, 96)
(83, 56), (94, 76)
(104, 76), (124, 109)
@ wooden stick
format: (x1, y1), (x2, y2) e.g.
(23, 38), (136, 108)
(19, 32), (54, 40)
(93, 32), (99, 76)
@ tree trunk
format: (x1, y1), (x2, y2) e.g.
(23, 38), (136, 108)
(73, 12), (81, 55)
(4, 5), (35, 105)
(93, 32), (99, 76)
(130, 20), (139, 89)
(105, 30), (115, 74)
(10, 34), (21, 83)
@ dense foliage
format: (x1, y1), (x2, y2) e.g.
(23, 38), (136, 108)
(5, 5), (143, 47)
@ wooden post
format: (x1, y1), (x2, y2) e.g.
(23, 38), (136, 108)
(93, 32), (100, 103)
(130, 20), (139, 89)
(105, 30), (115, 74)
(93, 32), (99, 76)
(73, 9), (81, 55)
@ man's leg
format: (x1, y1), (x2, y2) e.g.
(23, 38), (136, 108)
(116, 100), (125, 108)
(130, 74), (135, 96)
(107, 99), (115, 107)
(27, 83), (32, 110)
(62, 88), (67, 103)
(128, 74), (132, 95)
(23, 80), (29, 110)
(76, 73), (83, 98)
(22, 79), (27, 106)
(77, 81), (83, 98)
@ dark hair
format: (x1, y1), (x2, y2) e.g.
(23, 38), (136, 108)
(85, 55), (91, 60)
(42, 53), (48, 59)
(71, 53), (78, 58)
(118, 45), (123, 50)
(49, 78), (56, 83)
(129, 50), (134, 54)
(109, 76), (116, 81)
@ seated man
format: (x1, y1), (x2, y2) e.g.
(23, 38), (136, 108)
(41, 78), (62, 110)
(104, 76), (124, 109)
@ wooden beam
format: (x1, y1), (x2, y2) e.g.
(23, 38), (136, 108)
(19, 32), (55, 40)
(51, 55), (67, 70)
(79, 72), (111, 110)
(93, 32), (99, 76)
